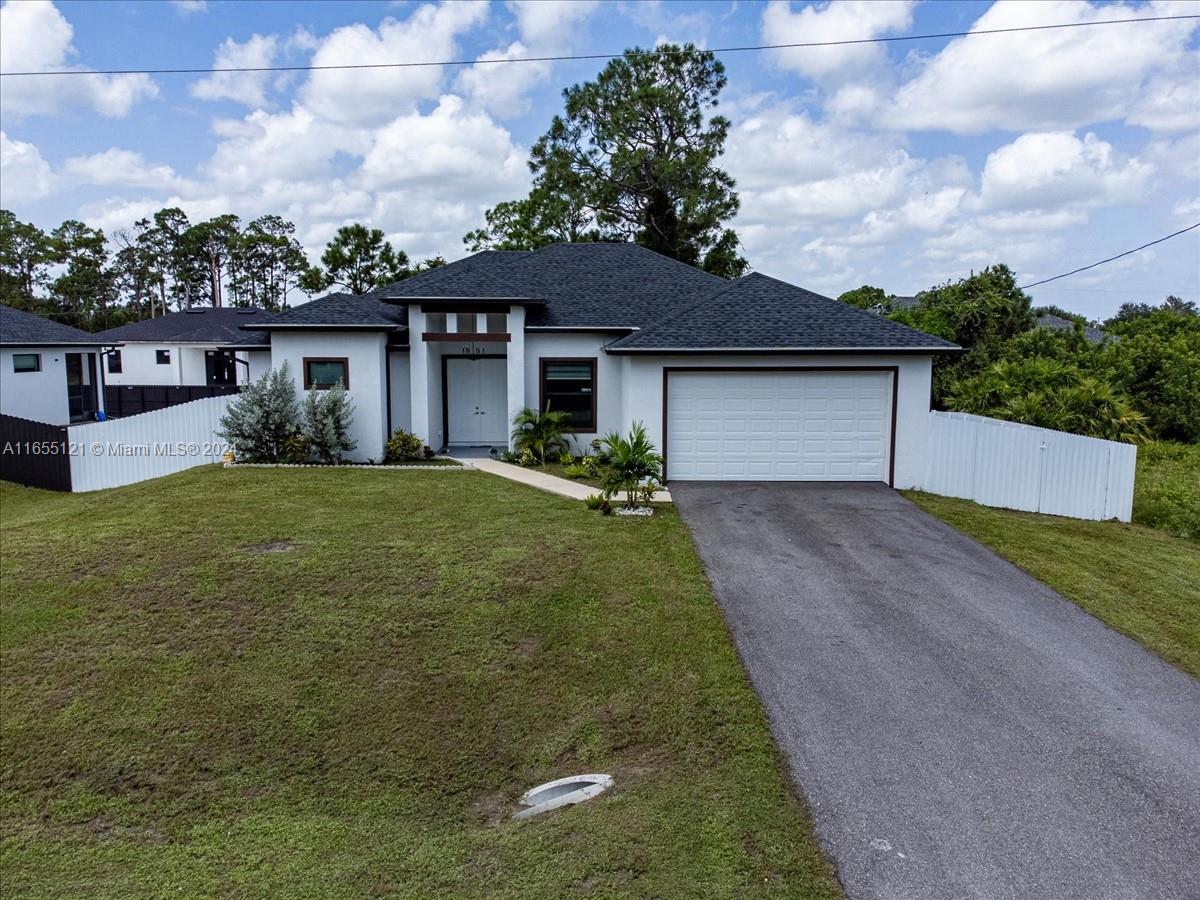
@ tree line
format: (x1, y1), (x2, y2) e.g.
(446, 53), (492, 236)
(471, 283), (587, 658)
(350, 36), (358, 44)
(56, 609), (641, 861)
(0, 209), (444, 332)
(839, 272), (1200, 444)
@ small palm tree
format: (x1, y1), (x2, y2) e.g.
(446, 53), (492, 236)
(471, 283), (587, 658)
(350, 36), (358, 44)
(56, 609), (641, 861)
(599, 422), (663, 509)
(511, 404), (572, 464)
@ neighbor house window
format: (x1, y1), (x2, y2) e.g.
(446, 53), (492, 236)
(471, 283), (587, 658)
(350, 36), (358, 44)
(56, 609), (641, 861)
(304, 357), (349, 390)
(540, 358), (596, 431)
(107, 350), (122, 374)
(156, 349), (171, 365)
(12, 353), (41, 373)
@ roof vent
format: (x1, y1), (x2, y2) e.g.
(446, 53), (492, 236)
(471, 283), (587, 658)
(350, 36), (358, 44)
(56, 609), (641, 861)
(184, 308), (205, 314)
(236, 309), (258, 315)
(513, 774), (613, 821)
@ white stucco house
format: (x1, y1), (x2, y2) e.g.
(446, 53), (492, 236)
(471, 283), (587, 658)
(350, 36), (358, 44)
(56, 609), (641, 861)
(0, 305), (112, 425)
(237, 244), (960, 487)
(93, 307), (273, 388)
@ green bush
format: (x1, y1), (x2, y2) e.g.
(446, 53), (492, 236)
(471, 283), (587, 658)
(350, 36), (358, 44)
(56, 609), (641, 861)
(511, 404), (572, 464)
(1133, 442), (1200, 541)
(557, 449), (575, 466)
(301, 380), (357, 464)
(281, 433), (310, 464)
(599, 422), (663, 510)
(218, 362), (299, 462)
(562, 463), (590, 480)
(384, 428), (424, 463)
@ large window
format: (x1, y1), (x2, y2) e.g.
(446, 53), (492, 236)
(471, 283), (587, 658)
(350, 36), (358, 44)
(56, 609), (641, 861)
(304, 357), (349, 390)
(12, 353), (41, 373)
(540, 358), (596, 431)
(107, 349), (122, 373)
(156, 349), (171, 365)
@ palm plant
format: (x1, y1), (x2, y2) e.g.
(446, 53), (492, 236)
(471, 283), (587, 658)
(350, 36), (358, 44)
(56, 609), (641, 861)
(599, 422), (663, 509)
(511, 404), (572, 464)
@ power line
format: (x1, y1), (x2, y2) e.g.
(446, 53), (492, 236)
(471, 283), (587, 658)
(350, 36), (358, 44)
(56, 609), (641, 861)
(1019, 223), (1200, 290)
(1, 14), (1196, 77)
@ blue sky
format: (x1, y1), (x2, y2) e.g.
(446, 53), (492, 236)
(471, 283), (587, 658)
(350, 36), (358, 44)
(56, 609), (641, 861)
(1, 0), (1197, 317)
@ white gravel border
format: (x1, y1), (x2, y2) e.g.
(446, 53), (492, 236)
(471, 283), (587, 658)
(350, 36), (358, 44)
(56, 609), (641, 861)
(224, 457), (474, 471)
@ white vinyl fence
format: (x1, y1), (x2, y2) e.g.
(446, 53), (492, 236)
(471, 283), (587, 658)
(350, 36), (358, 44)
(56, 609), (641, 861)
(921, 410), (1137, 522)
(67, 395), (234, 492)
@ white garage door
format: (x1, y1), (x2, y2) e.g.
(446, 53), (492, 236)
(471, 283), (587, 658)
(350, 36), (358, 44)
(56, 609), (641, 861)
(666, 370), (893, 481)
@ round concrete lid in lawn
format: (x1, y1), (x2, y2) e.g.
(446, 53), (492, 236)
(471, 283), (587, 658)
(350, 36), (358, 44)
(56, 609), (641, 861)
(512, 774), (613, 821)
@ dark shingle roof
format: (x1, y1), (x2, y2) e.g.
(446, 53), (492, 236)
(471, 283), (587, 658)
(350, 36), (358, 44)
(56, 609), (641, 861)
(1035, 313), (1107, 344)
(377, 243), (727, 328)
(252, 293), (406, 330)
(0, 304), (109, 346)
(94, 307), (272, 343)
(606, 273), (961, 353)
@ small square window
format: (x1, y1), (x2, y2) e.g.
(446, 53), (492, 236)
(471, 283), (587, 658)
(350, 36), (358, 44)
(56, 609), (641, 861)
(485, 313), (507, 334)
(12, 353), (41, 373)
(452, 312), (476, 333)
(156, 349), (171, 365)
(107, 349), (123, 373)
(304, 357), (349, 390)
(425, 312), (447, 333)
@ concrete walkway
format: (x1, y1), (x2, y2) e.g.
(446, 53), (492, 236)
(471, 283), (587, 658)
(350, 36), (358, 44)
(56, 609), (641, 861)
(458, 457), (672, 502)
(673, 482), (1200, 900)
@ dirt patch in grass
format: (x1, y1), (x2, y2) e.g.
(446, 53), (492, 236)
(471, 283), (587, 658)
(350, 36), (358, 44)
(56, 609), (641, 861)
(245, 540), (298, 554)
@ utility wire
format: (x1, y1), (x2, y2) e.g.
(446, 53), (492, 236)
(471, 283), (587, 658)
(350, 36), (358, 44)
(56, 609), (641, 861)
(1, 14), (1196, 77)
(1019, 223), (1200, 290)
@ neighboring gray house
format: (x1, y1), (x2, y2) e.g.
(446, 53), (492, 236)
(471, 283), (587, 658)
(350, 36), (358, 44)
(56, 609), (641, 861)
(239, 243), (960, 487)
(0, 305), (112, 424)
(1034, 312), (1108, 344)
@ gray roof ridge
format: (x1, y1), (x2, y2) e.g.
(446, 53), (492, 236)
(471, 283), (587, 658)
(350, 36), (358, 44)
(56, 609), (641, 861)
(605, 272), (751, 349)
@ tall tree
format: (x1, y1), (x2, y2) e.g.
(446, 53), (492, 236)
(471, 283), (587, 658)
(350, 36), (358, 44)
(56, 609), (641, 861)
(0, 210), (54, 310)
(230, 215), (311, 310)
(184, 214), (240, 307)
(464, 43), (747, 277)
(110, 228), (160, 321)
(49, 220), (113, 328)
(301, 224), (410, 295)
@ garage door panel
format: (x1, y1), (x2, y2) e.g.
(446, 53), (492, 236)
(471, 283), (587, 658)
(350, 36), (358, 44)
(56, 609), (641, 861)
(667, 370), (892, 482)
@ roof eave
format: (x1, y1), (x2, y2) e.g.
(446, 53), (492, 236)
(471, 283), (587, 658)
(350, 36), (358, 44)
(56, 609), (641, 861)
(249, 323), (405, 332)
(605, 345), (962, 355)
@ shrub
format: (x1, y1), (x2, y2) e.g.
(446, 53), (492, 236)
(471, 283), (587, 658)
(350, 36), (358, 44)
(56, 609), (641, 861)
(584, 493), (612, 515)
(639, 479), (662, 506)
(302, 380), (357, 464)
(218, 362), (299, 462)
(557, 449), (574, 465)
(580, 454), (601, 477)
(599, 422), (663, 509)
(384, 428), (424, 463)
(562, 463), (590, 480)
(511, 404), (572, 464)
(281, 433), (310, 464)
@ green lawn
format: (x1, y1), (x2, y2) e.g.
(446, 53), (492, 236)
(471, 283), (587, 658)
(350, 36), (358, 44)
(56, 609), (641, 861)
(0, 468), (839, 899)
(529, 460), (606, 490)
(1132, 441), (1200, 541)
(905, 492), (1200, 678)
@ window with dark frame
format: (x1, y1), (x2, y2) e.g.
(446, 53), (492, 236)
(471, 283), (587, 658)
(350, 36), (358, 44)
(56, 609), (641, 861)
(303, 357), (349, 390)
(540, 358), (596, 431)
(107, 349), (123, 373)
(12, 353), (41, 373)
(156, 349), (171, 364)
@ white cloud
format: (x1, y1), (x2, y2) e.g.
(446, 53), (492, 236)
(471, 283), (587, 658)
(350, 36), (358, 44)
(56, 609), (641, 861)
(1173, 196), (1200, 224)
(300, 2), (489, 126)
(169, 0), (207, 14)
(887, 0), (1200, 134)
(63, 148), (186, 192)
(977, 132), (1153, 211)
(761, 0), (916, 80)
(456, 41), (550, 117)
(0, 0), (157, 118)
(508, 0), (599, 48)
(0, 131), (58, 203)
(191, 34), (279, 107)
(1128, 64), (1200, 132)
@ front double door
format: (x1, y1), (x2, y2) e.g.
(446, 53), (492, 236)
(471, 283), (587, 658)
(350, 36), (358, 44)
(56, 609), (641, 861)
(446, 357), (507, 445)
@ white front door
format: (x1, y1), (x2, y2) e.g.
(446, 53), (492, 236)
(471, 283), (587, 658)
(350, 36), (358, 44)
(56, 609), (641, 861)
(666, 370), (893, 481)
(446, 357), (508, 445)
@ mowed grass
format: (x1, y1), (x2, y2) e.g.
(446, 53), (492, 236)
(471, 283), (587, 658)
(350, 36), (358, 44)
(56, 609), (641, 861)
(905, 491), (1200, 678)
(1132, 441), (1200, 541)
(0, 468), (840, 899)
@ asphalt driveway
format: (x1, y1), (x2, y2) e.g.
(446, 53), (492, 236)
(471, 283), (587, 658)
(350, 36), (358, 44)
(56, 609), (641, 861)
(672, 482), (1200, 900)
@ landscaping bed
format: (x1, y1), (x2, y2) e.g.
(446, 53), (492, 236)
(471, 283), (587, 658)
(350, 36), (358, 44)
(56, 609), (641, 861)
(0, 468), (840, 898)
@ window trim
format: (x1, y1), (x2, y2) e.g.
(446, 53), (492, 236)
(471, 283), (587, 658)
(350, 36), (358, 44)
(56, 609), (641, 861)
(106, 349), (123, 374)
(303, 356), (350, 390)
(539, 357), (597, 433)
(155, 349), (171, 365)
(12, 353), (41, 373)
